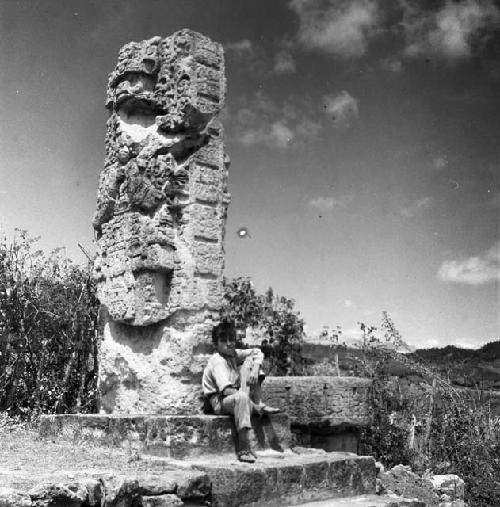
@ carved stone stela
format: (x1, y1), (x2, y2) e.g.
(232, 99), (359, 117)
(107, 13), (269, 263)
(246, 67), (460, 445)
(93, 30), (229, 414)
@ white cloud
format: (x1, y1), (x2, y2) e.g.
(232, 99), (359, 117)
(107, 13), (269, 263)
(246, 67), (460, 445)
(308, 194), (354, 211)
(400, 196), (432, 217)
(237, 121), (295, 149)
(224, 39), (254, 55)
(323, 91), (359, 127)
(343, 299), (355, 308)
(289, 0), (379, 58)
(273, 50), (297, 74)
(437, 241), (500, 285)
(269, 121), (295, 147)
(403, 0), (500, 60)
(233, 92), (323, 148)
(433, 156), (448, 170)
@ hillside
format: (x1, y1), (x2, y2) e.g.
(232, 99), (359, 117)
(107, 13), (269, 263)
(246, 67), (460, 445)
(411, 339), (500, 389)
(301, 339), (500, 389)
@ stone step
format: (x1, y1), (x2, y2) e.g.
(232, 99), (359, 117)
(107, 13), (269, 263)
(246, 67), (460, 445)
(282, 494), (426, 507)
(39, 413), (291, 458)
(168, 449), (376, 507)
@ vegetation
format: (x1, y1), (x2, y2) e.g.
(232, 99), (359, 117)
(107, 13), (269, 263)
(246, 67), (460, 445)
(220, 277), (306, 375)
(343, 316), (500, 507)
(0, 230), (100, 418)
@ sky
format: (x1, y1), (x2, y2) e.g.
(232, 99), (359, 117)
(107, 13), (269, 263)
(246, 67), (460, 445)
(0, 0), (499, 349)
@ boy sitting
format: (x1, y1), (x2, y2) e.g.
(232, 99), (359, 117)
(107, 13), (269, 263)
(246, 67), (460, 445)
(202, 322), (281, 463)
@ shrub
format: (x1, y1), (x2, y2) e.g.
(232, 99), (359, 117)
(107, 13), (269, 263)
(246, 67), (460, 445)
(0, 230), (99, 418)
(220, 277), (306, 375)
(357, 315), (500, 507)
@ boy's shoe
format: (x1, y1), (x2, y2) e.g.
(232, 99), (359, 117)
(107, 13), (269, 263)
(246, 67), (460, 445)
(256, 404), (283, 416)
(238, 450), (256, 463)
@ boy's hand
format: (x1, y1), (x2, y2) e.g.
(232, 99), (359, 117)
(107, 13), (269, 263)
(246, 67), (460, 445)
(222, 387), (237, 397)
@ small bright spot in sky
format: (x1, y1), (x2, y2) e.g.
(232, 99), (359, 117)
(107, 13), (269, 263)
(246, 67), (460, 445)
(237, 227), (250, 238)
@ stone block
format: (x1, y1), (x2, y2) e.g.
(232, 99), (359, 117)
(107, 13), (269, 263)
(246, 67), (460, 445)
(139, 494), (183, 507)
(262, 376), (372, 428)
(193, 451), (376, 507)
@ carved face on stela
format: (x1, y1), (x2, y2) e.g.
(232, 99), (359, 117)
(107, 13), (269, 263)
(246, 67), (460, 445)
(93, 31), (228, 327)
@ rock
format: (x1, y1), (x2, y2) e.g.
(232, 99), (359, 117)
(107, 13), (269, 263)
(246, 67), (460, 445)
(139, 495), (184, 507)
(83, 479), (104, 506)
(376, 477), (386, 494)
(176, 472), (211, 500)
(28, 482), (87, 506)
(0, 487), (32, 507)
(430, 474), (465, 501)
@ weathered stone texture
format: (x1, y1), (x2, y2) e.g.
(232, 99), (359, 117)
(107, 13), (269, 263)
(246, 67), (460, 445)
(94, 30), (228, 327)
(194, 452), (376, 507)
(262, 376), (373, 428)
(93, 30), (229, 414)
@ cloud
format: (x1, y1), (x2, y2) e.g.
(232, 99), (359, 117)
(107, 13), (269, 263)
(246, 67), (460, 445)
(437, 241), (500, 285)
(237, 120), (295, 149)
(269, 121), (295, 147)
(232, 92), (322, 148)
(224, 39), (254, 55)
(433, 156), (448, 170)
(308, 194), (354, 211)
(380, 57), (403, 72)
(343, 299), (355, 308)
(402, 0), (500, 60)
(273, 50), (297, 74)
(400, 196), (432, 217)
(223, 39), (268, 74)
(296, 118), (322, 137)
(289, 0), (379, 58)
(225, 39), (298, 76)
(323, 91), (359, 127)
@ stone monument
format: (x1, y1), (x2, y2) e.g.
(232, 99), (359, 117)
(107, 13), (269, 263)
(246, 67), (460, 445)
(38, 31), (388, 506)
(92, 30), (230, 414)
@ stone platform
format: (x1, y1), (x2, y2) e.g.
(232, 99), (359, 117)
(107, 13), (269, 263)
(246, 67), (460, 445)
(39, 413), (291, 458)
(180, 449), (376, 507)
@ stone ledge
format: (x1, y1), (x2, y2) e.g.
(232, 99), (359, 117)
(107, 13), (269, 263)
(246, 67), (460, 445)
(39, 413), (291, 458)
(262, 376), (372, 428)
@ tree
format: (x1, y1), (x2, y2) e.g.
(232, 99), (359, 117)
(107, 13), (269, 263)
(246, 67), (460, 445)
(220, 277), (305, 375)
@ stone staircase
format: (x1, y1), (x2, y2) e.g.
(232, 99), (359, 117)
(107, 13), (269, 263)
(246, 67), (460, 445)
(37, 413), (425, 507)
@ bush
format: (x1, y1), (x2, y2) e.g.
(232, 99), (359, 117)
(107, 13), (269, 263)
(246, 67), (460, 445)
(0, 230), (100, 418)
(220, 277), (306, 375)
(356, 315), (500, 507)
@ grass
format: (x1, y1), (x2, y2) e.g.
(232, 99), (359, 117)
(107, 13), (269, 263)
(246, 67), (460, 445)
(0, 414), (179, 492)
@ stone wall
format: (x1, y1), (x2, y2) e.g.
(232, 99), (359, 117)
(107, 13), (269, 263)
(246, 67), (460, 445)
(262, 376), (372, 452)
(263, 376), (372, 429)
(93, 30), (229, 414)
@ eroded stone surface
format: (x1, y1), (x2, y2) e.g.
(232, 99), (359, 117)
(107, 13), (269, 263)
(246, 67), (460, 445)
(94, 30), (228, 326)
(93, 30), (229, 414)
(262, 376), (372, 428)
(192, 451), (376, 507)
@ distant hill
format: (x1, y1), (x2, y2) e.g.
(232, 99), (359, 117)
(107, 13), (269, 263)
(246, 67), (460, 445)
(411, 340), (500, 389)
(301, 339), (500, 390)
